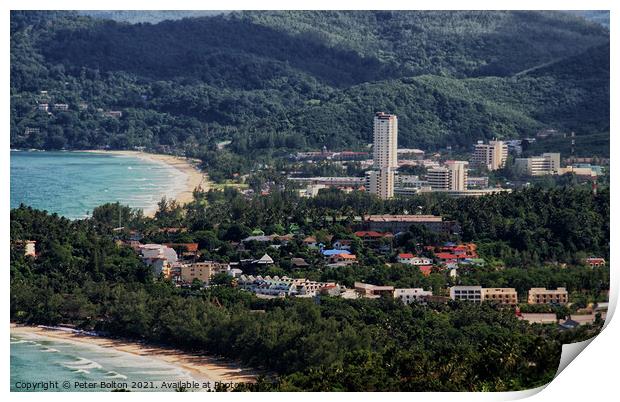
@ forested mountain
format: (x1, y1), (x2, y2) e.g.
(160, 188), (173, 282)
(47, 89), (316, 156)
(567, 11), (610, 28)
(77, 10), (228, 24)
(10, 11), (609, 158)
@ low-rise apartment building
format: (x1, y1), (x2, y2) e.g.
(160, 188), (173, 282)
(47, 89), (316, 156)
(528, 288), (568, 305)
(450, 286), (517, 304)
(394, 288), (433, 304)
(482, 288), (518, 305)
(180, 261), (230, 285)
(450, 286), (483, 302)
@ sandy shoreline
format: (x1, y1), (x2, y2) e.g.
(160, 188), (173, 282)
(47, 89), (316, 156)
(11, 325), (257, 385)
(81, 150), (208, 217)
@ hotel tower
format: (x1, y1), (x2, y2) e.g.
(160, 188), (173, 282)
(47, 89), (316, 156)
(368, 112), (398, 199)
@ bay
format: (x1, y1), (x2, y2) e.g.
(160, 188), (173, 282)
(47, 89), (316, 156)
(10, 150), (187, 219)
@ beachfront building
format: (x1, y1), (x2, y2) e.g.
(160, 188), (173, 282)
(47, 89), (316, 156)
(471, 140), (508, 171)
(528, 288), (568, 305)
(394, 288), (433, 304)
(514, 153), (561, 176)
(368, 112), (398, 199)
(139, 244), (178, 276)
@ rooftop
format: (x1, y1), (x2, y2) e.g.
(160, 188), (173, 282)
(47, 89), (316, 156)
(364, 214), (443, 222)
(355, 230), (393, 238)
(322, 249), (352, 256)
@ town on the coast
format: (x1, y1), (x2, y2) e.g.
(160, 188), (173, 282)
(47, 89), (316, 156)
(17, 112), (607, 331)
(10, 10), (610, 393)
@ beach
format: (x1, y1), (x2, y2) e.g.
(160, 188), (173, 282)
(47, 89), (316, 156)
(83, 150), (208, 216)
(11, 325), (257, 385)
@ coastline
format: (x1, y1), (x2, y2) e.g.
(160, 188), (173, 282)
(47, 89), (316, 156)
(11, 325), (257, 385)
(81, 150), (208, 217)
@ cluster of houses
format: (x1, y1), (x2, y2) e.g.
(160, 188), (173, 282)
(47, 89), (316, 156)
(10, 231), (608, 329)
(110, 223), (607, 324)
(34, 90), (123, 119)
(114, 226), (608, 290)
(424, 242), (481, 266)
(121, 237), (573, 307)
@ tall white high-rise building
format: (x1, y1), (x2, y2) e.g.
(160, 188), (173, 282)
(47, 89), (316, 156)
(368, 112), (398, 199)
(373, 112), (398, 169)
(471, 140), (508, 171)
(427, 161), (469, 191)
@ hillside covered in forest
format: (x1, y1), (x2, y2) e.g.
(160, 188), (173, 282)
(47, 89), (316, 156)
(10, 11), (609, 159)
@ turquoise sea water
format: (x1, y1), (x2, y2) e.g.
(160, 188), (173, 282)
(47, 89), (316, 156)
(10, 150), (188, 219)
(10, 152), (205, 391)
(10, 330), (203, 392)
